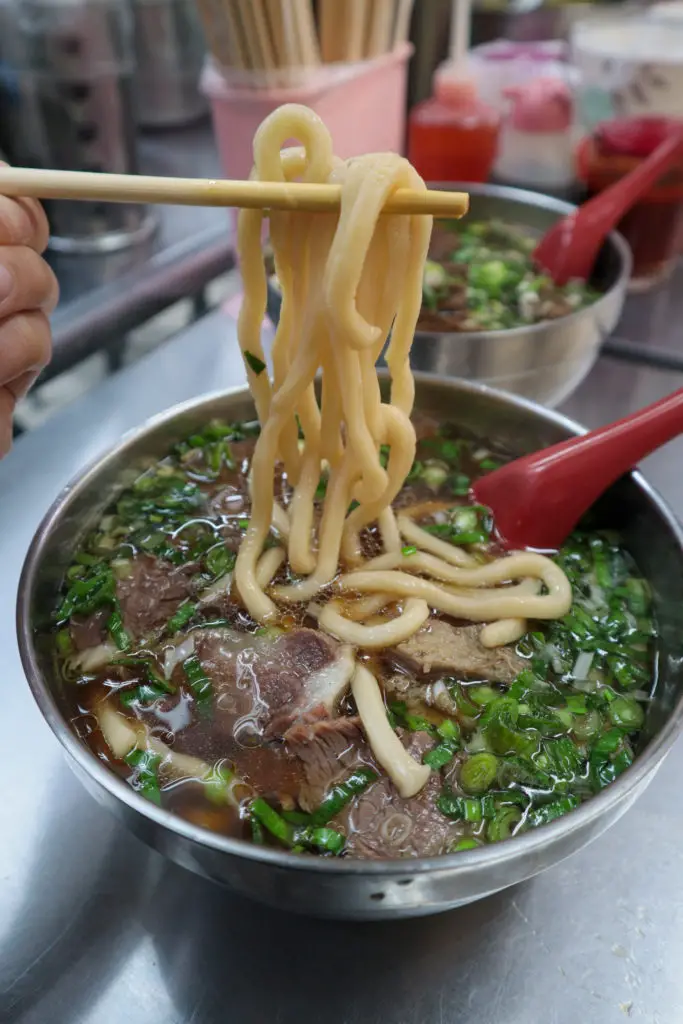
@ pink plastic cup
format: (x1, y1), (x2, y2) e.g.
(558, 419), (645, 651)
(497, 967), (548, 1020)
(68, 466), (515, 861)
(201, 44), (413, 184)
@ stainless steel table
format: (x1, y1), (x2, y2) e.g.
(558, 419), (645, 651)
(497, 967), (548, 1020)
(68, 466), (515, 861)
(2, 310), (682, 1024)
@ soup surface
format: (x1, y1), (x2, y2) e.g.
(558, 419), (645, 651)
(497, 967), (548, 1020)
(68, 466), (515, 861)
(418, 219), (600, 333)
(51, 419), (654, 859)
(266, 219), (600, 336)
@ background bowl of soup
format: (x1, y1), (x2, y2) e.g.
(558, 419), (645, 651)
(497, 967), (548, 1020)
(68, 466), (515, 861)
(266, 183), (631, 408)
(16, 376), (683, 920)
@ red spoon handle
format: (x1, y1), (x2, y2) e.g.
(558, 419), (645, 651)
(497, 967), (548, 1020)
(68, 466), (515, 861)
(577, 131), (683, 237)
(473, 387), (683, 550)
(534, 127), (683, 283)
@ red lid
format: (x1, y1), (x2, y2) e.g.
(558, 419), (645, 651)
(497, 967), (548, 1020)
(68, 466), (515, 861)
(596, 117), (683, 159)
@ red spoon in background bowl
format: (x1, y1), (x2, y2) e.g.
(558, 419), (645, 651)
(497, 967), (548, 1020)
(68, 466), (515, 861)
(472, 387), (683, 551)
(533, 124), (683, 285)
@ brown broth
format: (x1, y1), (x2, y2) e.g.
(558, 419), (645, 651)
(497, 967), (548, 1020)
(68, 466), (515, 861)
(50, 419), (655, 859)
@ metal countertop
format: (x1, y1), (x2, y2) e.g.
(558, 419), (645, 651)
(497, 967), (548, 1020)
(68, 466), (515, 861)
(2, 309), (682, 1024)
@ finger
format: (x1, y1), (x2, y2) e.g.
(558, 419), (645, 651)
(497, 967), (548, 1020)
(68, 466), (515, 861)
(0, 245), (59, 317)
(7, 368), (40, 402)
(0, 170), (51, 252)
(0, 310), (52, 388)
(0, 387), (14, 458)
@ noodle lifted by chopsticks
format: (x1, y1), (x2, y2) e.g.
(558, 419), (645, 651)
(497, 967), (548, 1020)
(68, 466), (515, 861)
(235, 103), (572, 647)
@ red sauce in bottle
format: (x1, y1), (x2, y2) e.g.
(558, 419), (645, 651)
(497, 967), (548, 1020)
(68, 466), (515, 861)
(577, 117), (683, 288)
(408, 77), (500, 184)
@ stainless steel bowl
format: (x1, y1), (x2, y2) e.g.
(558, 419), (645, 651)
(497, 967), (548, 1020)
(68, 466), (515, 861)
(17, 376), (682, 921)
(265, 183), (632, 408)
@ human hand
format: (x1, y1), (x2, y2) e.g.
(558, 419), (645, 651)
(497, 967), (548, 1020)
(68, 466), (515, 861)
(0, 180), (58, 456)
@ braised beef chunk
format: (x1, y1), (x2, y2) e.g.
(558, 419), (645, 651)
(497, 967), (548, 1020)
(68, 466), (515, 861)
(193, 627), (354, 739)
(286, 714), (367, 811)
(70, 608), (108, 650)
(117, 556), (192, 638)
(340, 733), (456, 859)
(395, 619), (525, 683)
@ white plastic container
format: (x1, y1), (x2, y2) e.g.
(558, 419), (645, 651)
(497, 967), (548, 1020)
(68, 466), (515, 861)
(468, 40), (579, 192)
(495, 77), (579, 190)
(572, 14), (683, 127)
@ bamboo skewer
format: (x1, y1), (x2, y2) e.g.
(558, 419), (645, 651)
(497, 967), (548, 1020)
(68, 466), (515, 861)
(0, 168), (469, 217)
(252, 1), (278, 70)
(264, 0), (286, 66)
(217, 0), (248, 69)
(196, 0), (414, 73)
(392, 0), (414, 48)
(319, 0), (344, 63)
(346, 0), (366, 62)
(293, 0), (320, 66)
(366, 0), (393, 58)
(236, 0), (270, 70)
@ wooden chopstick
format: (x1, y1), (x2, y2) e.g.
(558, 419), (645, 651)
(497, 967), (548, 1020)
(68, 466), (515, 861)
(0, 168), (469, 216)
(393, 0), (414, 47)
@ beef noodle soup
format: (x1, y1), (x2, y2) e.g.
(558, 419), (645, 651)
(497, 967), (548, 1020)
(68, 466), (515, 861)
(49, 104), (654, 860)
(53, 421), (653, 859)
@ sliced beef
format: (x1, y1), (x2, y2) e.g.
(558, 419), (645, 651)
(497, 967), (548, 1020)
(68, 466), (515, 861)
(265, 631), (354, 736)
(395, 619), (525, 684)
(170, 627), (356, 807)
(285, 714), (369, 811)
(193, 626), (354, 740)
(70, 608), (109, 650)
(340, 733), (457, 859)
(117, 556), (192, 638)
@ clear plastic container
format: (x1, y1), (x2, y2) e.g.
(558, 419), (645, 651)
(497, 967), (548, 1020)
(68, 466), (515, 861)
(572, 13), (683, 127)
(468, 39), (580, 192)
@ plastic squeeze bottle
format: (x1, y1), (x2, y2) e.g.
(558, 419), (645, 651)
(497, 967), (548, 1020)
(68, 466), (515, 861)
(407, 0), (500, 182)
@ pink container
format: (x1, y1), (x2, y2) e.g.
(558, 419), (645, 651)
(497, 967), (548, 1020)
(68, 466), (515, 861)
(201, 44), (412, 182)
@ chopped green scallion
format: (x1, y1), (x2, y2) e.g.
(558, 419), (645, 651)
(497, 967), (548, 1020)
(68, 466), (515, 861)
(183, 654), (212, 714)
(459, 752), (498, 794)
(167, 601), (196, 633)
(451, 837), (481, 852)
(244, 350), (266, 376)
(107, 605), (131, 651)
(487, 805), (522, 842)
(125, 747), (162, 805)
(310, 767), (378, 826)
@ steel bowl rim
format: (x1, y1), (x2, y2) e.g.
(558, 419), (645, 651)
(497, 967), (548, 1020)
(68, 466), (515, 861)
(17, 373), (683, 882)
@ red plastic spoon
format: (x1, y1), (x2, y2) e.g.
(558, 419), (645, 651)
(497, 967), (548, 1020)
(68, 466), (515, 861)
(472, 388), (683, 551)
(533, 126), (683, 284)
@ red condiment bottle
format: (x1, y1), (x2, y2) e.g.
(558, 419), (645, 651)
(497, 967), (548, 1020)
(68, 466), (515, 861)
(407, 72), (500, 184)
(577, 116), (683, 292)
